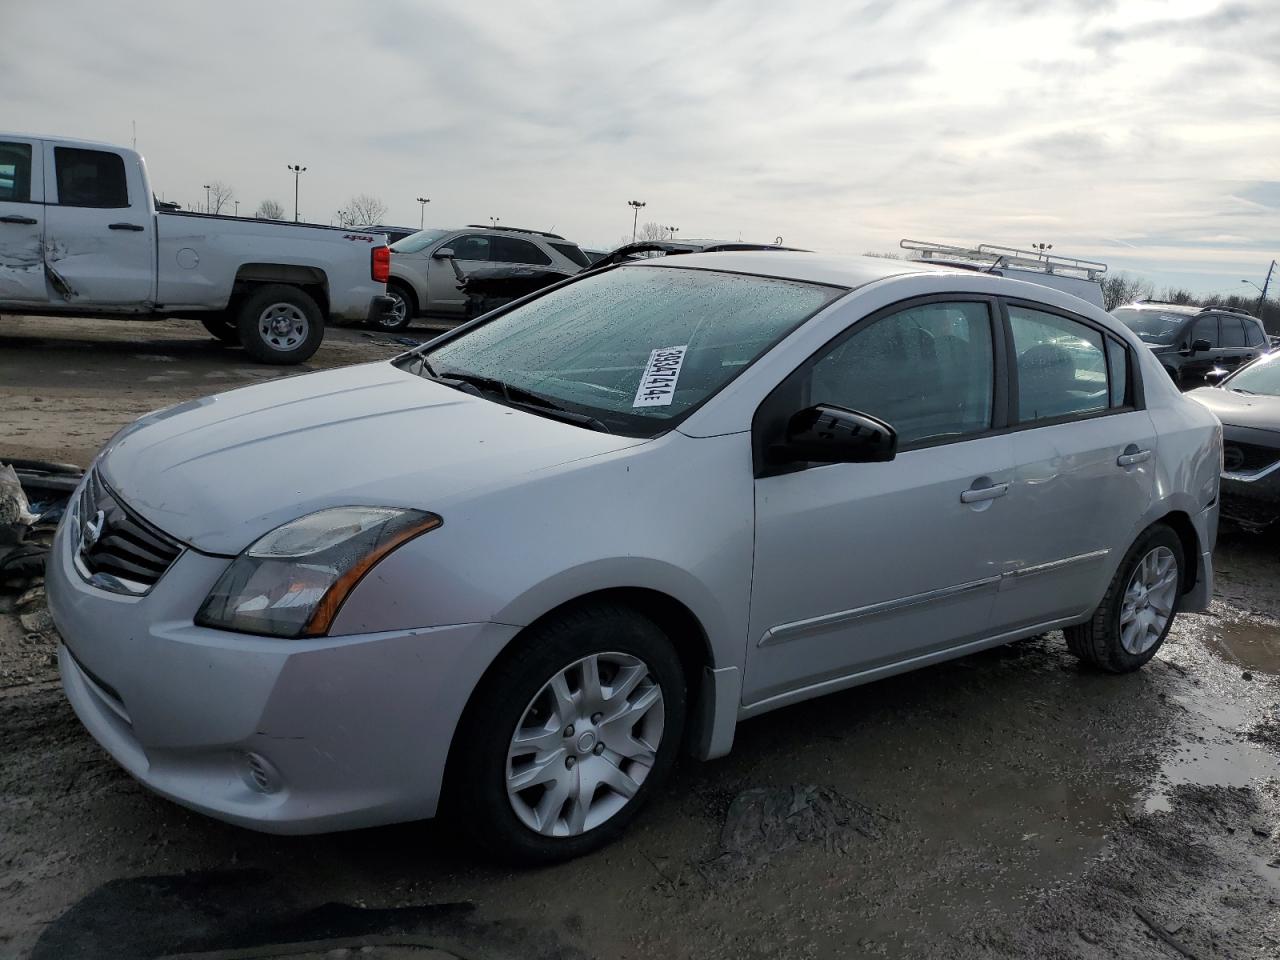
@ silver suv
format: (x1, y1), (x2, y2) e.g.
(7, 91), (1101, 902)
(380, 225), (590, 331)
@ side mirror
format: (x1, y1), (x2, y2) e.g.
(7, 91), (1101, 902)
(432, 247), (456, 260)
(1186, 338), (1212, 355)
(770, 404), (897, 465)
(1204, 367), (1230, 386)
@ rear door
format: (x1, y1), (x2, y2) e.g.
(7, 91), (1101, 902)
(491, 235), (554, 271)
(0, 137), (47, 305)
(1217, 315), (1259, 372)
(42, 144), (155, 305)
(426, 233), (490, 313)
(992, 301), (1156, 631)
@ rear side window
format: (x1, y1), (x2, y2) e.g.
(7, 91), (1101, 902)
(1246, 321), (1267, 347)
(492, 236), (552, 266)
(0, 142), (32, 202)
(55, 148), (129, 208)
(809, 301), (995, 446)
(549, 242), (592, 269)
(1220, 316), (1247, 347)
(1009, 305), (1108, 422)
(449, 235), (491, 261)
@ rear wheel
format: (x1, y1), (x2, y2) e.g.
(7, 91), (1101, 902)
(448, 603), (686, 864)
(235, 284), (324, 364)
(1065, 524), (1184, 673)
(199, 315), (241, 345)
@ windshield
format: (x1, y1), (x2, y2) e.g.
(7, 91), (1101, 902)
(1111, 307), (1190, 346)
(1226, 353), (1280, 396)
(418, 265), (843, 436)
(391, 228), (451, 254)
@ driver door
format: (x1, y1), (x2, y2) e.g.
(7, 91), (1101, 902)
(744, 297), (1016, 706)
(427, 233), (491, 314)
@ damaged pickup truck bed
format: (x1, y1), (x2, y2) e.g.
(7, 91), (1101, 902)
(0, 134), (396, 364)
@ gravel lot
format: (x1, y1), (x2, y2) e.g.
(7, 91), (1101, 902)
(2, 316), (1278, 959)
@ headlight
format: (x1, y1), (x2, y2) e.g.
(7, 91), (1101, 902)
(195, 507), (441, 638)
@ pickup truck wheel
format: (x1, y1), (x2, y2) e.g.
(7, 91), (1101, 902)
(199, 316), (242, 345)
(370, 282), (414, 332)
(236, 285), (324, 365)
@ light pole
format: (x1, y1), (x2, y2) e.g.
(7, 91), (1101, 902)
(489, 216), (500, 228)
(666, 225), (679, 239)
(416, 196), (430, 229)
(287, 164), (307, 222)
(234, 200), (239, 217)
(628, 200), (646, 241)
(1031, 242), (1053, 257)
(203, 184), (211, 214)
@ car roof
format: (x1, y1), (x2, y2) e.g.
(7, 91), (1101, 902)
(1, 132), (128, 152)
(627, 250), (939, 288)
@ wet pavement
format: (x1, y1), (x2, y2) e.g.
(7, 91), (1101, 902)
(1, 317), (1279, 958)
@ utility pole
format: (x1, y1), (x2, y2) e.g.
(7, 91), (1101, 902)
(203, 184), (211, 214)
(628, 200), (646, 241)
(1260, 260), (1277, 312)
(288, 164), (307, 222)
(417, 196), (430, 229)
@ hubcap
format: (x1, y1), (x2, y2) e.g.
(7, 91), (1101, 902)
(257, 303), (309, 351)
(506, 652), (664, 838)
(383, 292), (408, 326)
(1119, 545), (1178, 654)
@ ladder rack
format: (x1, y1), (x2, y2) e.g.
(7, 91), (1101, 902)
(900, 239), (1108, 279)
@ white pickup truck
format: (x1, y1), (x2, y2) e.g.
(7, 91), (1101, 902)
(0, 134), (396, 364)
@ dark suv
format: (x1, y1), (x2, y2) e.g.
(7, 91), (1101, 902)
(1111, 300), (1270, 388)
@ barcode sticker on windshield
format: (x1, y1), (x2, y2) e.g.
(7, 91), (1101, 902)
(633, 345), (688, 407)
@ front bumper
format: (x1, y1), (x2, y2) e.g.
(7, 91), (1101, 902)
(47, 506), (519, 834)
(366, 294), (397, 324)
(1220, 461), (1280, 531)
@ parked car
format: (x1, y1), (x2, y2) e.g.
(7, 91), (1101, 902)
(1188, 351), (1280, 532)
(900, 239), (1108, 309)
(581, 248), (610, 265)
(0, 134), (396, 363)
(380, 225), (590, 331)
(48, 252), (1219, 863)
(1110, 301), (1269, 389)
(349, 224), (418, 245)
(589, 238), (805, 269)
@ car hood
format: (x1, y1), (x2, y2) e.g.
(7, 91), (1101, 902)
(1186, 386), (1280, 433)
(100, 362), (646, 555)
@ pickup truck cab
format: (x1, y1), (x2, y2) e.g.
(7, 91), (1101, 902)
(0, 134), (396, 363)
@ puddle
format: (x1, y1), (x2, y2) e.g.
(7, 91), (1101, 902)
(1204, 618), (1280, 675)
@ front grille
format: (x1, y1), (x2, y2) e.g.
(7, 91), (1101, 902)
(1222, 441), (1280, 474)
(76, 469), (183, 593)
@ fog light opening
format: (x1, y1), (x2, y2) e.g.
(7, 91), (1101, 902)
(240, 751), (281, 794)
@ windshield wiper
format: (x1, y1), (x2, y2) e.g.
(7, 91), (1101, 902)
(1230, 387), (1257, 395)
(435, 369), (612, 433)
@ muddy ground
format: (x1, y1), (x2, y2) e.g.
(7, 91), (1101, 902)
(1, 316), (1279, 960)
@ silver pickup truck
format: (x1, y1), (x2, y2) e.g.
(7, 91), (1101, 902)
(0, 134), (396, 364)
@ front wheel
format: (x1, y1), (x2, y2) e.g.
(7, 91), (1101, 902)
(1065, 524), (1184, 672)
(235, 284), (324, 364)
(448, 603), (686, 864)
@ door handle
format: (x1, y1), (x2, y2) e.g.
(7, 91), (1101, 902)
(960, 482), (1009, 503)
(1117, 448), (1151, 467)
(108, 222), (145, 231)
(0, 214), (38, 225)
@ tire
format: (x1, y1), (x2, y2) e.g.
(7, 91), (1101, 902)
(448, 602), (687, 865)
(235, 284), (324, 365)
(1064, 523), (1184, 673)
(369, 282), (414, 332)
(199, 315), (242, 345)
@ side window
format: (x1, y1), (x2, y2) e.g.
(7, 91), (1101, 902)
(492, 236), (552, 266)
(0, 142), (33, 202)
(54, 147), (129, 208)
(1008, 305), (1109, 422)
(1105, 337), (1130, 408)
(1219, 316), (1247, 347)
(448, 235), (491, 261)
(549, 242), (592, 269)
(1191, 315), (1218, 348)
(1246, 321), (1267, 348)
(808, 301), (994, 446)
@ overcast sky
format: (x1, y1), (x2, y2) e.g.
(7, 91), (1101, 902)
(6, 0), (1278, 294)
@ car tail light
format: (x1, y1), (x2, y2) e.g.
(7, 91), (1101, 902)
(372, 246), (390, 283)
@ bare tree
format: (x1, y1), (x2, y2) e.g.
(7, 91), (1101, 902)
(1159, 287), (1197, 306)
(862, 251), (905, 260)
(1100, 272), (1155, 311)
(207, 181), (235, 215)
(344, 194), (388, 226)
(636, 221), (671, 242)
(255, 199), (286, 220)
